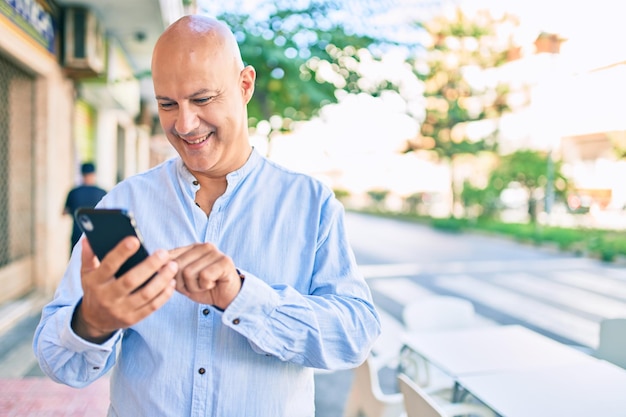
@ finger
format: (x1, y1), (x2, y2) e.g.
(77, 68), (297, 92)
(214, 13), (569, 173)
(196, 263), (222, 291)
(181, 252), (231, 293)
(172, 245), (211, 292)
(97, 236), (142, 281)
(168, 244), (196, 259)
(117, 249), (172, 294)
(129, 261), (178, 308)
(175, 272), (190, 296)
(133, 276), (177, 319)
(180, 263), (204, 293)
(172, 243), (217, 269)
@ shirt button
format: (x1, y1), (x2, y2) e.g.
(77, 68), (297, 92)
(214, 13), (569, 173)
(232, 318), (240, 325)
(202, 308), (210, 316)
(198, 368), (206, 375)
(193, 180), (199, 186)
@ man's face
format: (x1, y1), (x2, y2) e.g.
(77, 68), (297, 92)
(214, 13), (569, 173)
(152, 38), (254, 177)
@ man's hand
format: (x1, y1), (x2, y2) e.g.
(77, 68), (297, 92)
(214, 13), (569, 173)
(169, 243), (242, 310)
(72, 237), (179, 344)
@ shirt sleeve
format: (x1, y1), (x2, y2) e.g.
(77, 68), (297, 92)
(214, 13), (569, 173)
(32, 249), (121, 388)
(221, 201), (381, 370)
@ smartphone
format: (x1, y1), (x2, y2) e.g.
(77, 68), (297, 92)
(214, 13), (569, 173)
(74, 208), (152, 280)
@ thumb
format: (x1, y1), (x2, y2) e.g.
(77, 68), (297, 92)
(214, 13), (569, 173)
(80, 237), (101, 273)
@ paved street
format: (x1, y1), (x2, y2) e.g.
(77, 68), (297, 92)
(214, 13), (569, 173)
(347, 212), (626, 351)
(1, 211), (625, 416)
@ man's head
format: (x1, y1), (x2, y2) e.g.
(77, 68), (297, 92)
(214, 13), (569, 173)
(81, 162), (96, 175)
(151, 15), (256, 179)
(80, 162), (97, 185)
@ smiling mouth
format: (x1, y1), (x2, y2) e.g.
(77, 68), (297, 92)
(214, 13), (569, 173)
(183, 132), (213, 145)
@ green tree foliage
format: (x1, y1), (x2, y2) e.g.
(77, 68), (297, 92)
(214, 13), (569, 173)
(487, 149), (568, 222)
(403, 7), (518, 213)
(367, 189), (389, 210)
(215, 1), (399, 137)
(407, 8), (515, 157)
(461, 180), (499, 219)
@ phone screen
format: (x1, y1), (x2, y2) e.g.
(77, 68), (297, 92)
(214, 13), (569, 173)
(74, 208), (151, 279)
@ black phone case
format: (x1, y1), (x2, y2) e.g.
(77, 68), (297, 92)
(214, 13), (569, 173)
(74, 208), (150, 278)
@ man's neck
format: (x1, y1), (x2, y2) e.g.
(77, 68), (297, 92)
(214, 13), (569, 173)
(194, 176), (228, 215)
(83, 174), (97, 185)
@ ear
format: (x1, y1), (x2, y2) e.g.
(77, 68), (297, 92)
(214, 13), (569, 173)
(240, 65), (256, 104)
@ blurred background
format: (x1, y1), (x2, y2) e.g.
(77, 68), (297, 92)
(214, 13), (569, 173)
(3, 1), (626, 415)
(1, 0), (625, 344)
(197, 0), (626, 267)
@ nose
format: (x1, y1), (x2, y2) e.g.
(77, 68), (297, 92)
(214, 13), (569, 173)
(174, 103), (200, 136)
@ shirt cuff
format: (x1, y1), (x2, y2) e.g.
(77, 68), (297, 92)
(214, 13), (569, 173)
(60, 303), (121, 356)
(222, 270), (280, 332)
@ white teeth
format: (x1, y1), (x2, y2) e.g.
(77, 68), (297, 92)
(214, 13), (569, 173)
(185, 134), (209, 144)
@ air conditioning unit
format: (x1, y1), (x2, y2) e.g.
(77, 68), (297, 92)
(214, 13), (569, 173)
(62, 7), (106, 78)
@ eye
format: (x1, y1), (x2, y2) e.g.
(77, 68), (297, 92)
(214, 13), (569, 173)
(193, 96), (213, 105)
(158, 101), (177, 110)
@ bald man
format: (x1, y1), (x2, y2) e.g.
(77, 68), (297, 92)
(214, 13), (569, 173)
(34, 15), (380, 416)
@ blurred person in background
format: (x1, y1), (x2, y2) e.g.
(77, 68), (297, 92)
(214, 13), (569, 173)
(63, 162), (107, 252)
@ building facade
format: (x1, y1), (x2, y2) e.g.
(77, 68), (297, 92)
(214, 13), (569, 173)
(0, 0), (187, 307)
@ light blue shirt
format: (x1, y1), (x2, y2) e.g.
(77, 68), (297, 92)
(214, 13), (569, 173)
(34, 149), (381, 417)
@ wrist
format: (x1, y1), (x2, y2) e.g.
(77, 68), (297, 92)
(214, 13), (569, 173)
(71, 301), (115, 344)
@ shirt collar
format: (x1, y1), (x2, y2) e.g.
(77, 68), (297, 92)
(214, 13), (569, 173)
(175, 147), (263, 194)
(226, 147), (261, 186)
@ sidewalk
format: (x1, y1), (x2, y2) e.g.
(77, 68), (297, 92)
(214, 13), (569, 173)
(0, 374), (352, 417)
(0, 377), (110, 416)
(0, 293), (112, 416)
(0, 373), (352, 416)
